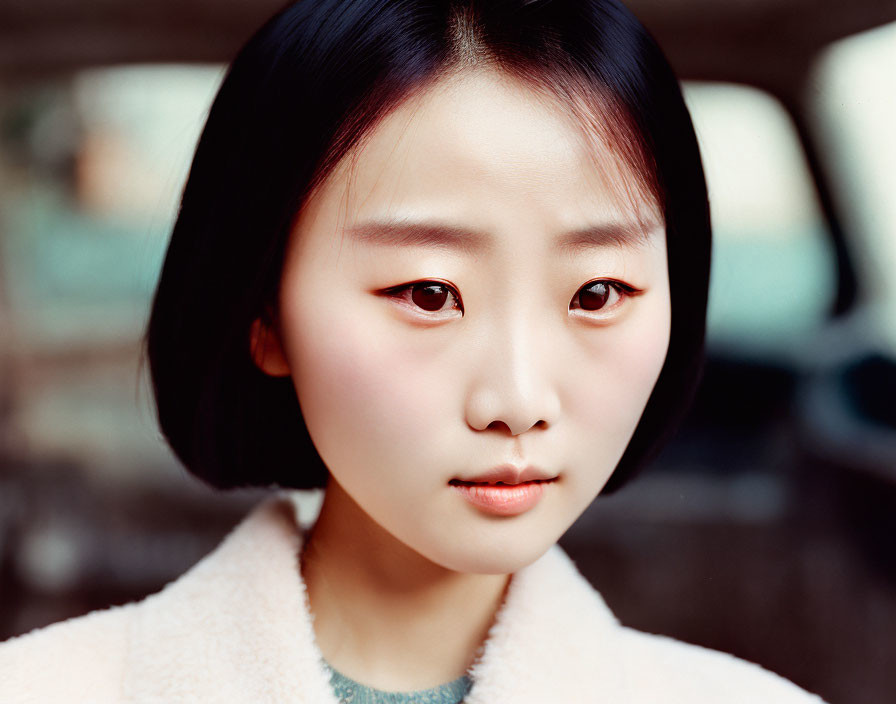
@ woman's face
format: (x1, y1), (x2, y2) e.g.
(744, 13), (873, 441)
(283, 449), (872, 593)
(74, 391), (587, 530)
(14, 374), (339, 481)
(259, 68), (670, 574)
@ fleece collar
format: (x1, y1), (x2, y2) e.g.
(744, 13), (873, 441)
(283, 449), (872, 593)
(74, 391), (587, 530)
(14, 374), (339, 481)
(122, 491), (629, 703)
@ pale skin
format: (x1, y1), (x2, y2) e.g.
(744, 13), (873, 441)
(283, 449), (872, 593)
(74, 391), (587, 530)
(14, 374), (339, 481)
(251, 67), (672, 691)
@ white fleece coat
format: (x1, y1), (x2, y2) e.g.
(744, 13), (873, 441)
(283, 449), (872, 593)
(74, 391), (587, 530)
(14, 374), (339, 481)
(0, 491), (827, 703)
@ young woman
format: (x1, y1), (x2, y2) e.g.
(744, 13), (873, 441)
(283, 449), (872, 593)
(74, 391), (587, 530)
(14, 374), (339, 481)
(0, 1), (827, 701)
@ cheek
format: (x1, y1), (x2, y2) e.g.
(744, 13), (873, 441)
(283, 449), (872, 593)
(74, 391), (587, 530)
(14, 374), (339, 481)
(568, 295), (671, 461)
(612, 299), (671, 400)
(280, 297), (441, 479)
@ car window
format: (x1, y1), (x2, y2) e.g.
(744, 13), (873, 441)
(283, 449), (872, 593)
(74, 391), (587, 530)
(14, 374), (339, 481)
(1, 65), (224, 349)
(681, 81), (837, 356)
(0, 65), (225, 479)
(810, 21), (896, 353)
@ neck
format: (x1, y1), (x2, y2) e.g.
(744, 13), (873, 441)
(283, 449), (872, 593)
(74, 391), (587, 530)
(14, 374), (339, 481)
(300, 479), (510, 692)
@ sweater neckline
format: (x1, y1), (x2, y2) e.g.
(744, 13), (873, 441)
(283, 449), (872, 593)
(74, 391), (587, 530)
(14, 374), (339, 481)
(322, 659), (473, 704)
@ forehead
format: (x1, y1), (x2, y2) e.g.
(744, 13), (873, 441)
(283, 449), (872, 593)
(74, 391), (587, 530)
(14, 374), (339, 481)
(301, 68), (662, 248)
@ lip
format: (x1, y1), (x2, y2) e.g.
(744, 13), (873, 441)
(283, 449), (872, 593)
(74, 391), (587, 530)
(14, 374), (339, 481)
(449, 465), (558, 517)
(453, 464), (556, 485)
(450, 479), (553, 516)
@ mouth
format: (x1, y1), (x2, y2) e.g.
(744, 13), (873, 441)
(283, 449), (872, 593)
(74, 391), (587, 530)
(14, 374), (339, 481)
(448, 478), (557, 487)
(449, 477), (556, 516)
(452, 464), (557, 485)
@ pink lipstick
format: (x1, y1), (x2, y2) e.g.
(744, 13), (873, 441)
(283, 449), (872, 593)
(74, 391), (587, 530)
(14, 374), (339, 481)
(449, 478), (554, 516)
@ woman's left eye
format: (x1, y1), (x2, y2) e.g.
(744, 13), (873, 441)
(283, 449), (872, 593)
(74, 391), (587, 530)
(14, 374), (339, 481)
(569, 280), (636, 316)
(384, 281), (464, 317)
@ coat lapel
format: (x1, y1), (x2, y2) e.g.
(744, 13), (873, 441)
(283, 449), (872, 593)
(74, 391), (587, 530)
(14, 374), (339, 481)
(123, 494), (339, 703)
(464, 531), (629, 702)
(123, 492), (629, 703)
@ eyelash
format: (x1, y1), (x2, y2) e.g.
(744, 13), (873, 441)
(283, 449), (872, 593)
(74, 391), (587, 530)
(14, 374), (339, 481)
(382, 279), (639, 320)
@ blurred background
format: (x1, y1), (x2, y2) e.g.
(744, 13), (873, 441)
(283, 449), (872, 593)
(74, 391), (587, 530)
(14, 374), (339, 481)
(0, 1), (894, 702)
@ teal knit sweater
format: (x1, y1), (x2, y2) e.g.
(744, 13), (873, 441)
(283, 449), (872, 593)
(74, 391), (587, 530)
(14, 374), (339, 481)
(323, 660), (473, 704)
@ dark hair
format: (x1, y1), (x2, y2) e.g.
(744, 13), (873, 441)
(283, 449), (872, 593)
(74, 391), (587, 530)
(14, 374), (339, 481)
(145, 0), (711, 495)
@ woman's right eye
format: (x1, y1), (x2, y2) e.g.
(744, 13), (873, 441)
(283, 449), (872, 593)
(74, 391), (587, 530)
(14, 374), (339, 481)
(383, 281), (464, 317)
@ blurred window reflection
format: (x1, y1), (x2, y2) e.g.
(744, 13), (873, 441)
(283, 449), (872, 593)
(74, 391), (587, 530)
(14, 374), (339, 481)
(682, 82), (836, 354)
(0, 65), (225, 483)
(811, 21), (896, 351)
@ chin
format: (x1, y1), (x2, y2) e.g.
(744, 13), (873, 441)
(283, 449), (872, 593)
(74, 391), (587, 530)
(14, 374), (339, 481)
(421, 530), (560, 576)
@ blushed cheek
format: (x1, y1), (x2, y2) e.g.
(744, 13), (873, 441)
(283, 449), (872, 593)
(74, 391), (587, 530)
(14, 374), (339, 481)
(284, 305), (439, 478)
(620, 300), (672, 395)
(569, 300), (671, 470)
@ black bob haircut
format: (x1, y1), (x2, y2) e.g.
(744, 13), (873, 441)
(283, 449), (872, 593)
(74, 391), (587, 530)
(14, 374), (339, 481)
(145, 0), (711, 495)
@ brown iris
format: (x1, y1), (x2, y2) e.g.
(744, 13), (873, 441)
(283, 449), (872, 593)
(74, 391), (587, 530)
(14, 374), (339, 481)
(410, 283), (451, 312)
(578, 281), (611, 311)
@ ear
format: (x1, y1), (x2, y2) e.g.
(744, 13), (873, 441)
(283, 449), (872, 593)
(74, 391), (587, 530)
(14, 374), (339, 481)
(249, 318), (291, 377)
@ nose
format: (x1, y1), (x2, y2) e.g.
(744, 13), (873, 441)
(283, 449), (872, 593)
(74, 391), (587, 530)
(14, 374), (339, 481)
(464, 309), (561, 437)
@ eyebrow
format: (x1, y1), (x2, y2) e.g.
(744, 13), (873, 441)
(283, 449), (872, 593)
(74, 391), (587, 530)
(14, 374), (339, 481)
(344, 218), (662, 256)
